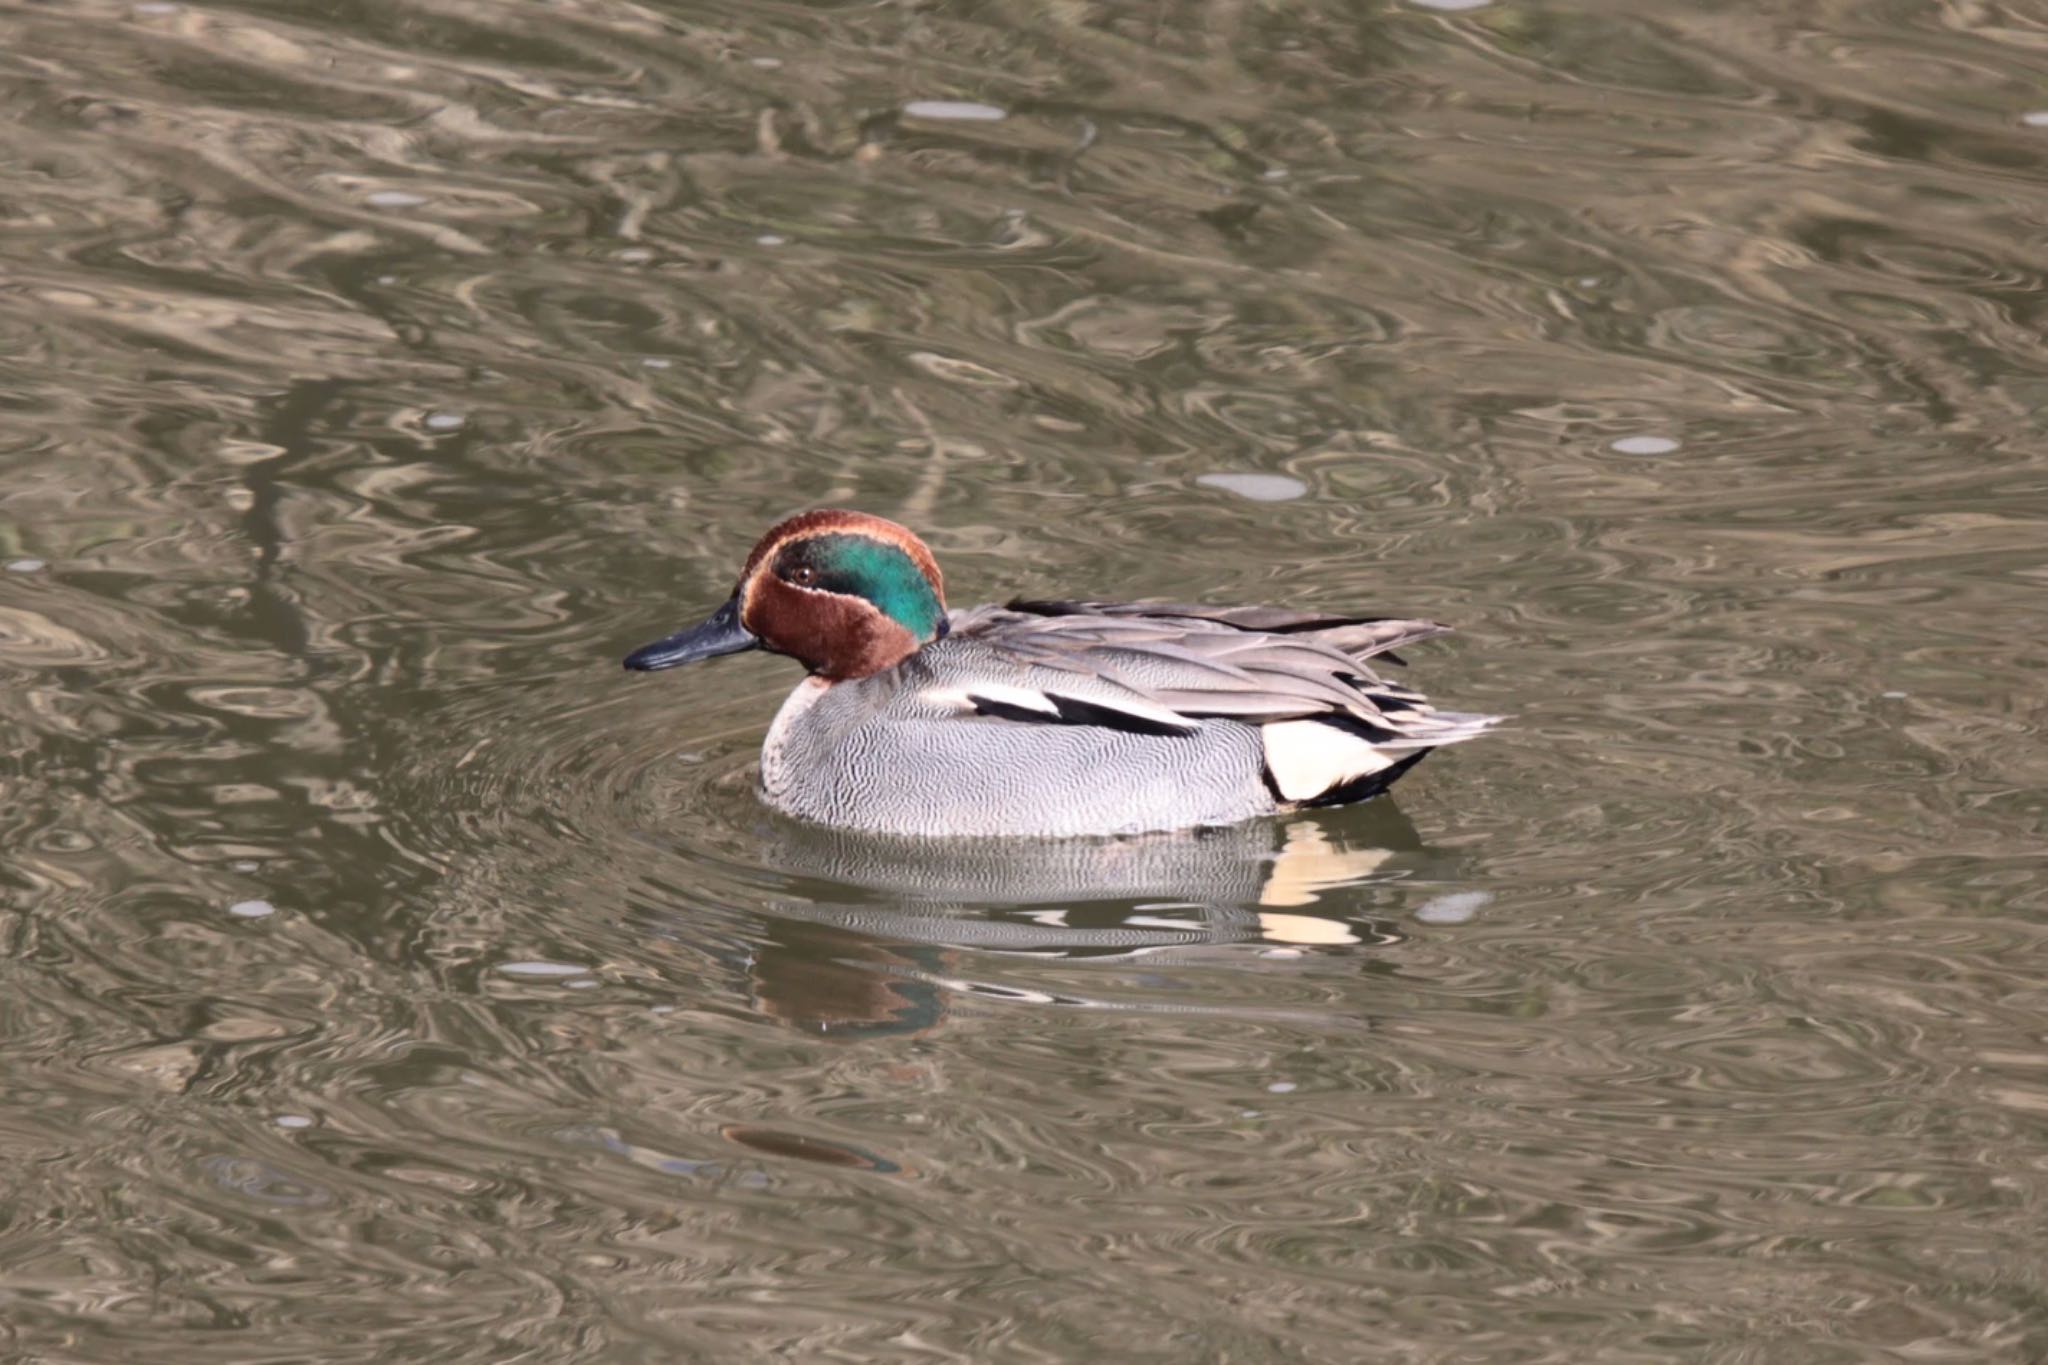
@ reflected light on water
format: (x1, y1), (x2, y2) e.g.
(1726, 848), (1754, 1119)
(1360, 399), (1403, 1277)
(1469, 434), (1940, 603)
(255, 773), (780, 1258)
(0, 0), (2045, 1358)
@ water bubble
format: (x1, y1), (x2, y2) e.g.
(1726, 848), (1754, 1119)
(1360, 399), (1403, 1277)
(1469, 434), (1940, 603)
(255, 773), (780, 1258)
(6, 558), (46, 573)
(366, 190), (428, 209)
(903, 100), (1008, 122)
(1415, 891), (1492, 924)
(227, 899), (276, 919)
(1196, 472), (1310, 502)
(496, 960), (591, 979)
(1610, 434), (1681, 455)
(422, 411), (466, 432)
(274, 1114), (314, 1129)
(204, 1156), (330, 1207)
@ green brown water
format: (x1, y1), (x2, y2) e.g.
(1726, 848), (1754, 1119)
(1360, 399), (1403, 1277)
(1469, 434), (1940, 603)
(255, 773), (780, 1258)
(3, 1), (2047, 1359)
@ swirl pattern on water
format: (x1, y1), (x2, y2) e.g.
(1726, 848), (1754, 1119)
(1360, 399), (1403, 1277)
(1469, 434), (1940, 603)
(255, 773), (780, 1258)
(1, 0), (2046, 1359)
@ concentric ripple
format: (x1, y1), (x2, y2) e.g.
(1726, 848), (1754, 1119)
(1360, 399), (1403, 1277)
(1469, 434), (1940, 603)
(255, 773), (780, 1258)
(1, 0), (2045, 1359)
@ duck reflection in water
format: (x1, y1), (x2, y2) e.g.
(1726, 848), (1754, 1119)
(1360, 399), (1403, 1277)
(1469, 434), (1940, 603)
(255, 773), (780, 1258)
(734, 801), (1433, 1039)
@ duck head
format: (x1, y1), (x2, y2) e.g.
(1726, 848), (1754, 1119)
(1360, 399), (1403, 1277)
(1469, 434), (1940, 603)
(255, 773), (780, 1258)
(623, 509), (948, 682)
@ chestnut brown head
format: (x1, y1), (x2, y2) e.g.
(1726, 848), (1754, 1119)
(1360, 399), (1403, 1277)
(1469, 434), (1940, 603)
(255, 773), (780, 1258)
(623, 510), (947, 683)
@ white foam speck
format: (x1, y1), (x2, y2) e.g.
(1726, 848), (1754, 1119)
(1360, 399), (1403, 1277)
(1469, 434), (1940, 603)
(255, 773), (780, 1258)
(1415, 891), (1492, 924)
(1611, 434), (1681, 455)
(497, 960), (590, 979)
(6, 558), (45, 573)
(755, 233), (788, 246)
(1259, 947), (1305, 959)
(1881, 690), (1908, 699)
(903, 100), (1007, 122)
(615, 247), (654, 263)
(749, 57), (783, 69)
(2022, 111), (2048, 128)
(640, 357), (672, 369)
(563, 978), (599, 989)
(423, 411), (466, 431)
(228, 899), (276, 919)
(1197, 472), (1309, 502)
(1407, 0), (1492, 9)
(366, 191), (428, 209)
(274, 1114), (314, 1129)
(1267, 1081), (1298, 1094)
(134, 3), (180, 12)
(232, 860), (260, 872)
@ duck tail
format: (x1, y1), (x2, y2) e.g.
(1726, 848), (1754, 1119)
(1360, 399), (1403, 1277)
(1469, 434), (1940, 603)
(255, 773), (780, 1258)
(1300, 617), (1454, 666)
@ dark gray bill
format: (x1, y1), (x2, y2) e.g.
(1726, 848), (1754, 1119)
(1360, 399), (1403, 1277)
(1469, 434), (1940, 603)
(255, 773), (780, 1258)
(622, 596), (758, 671)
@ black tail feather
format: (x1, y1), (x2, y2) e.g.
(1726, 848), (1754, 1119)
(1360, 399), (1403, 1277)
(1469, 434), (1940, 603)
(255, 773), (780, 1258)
(1299, 748), (1432, 809)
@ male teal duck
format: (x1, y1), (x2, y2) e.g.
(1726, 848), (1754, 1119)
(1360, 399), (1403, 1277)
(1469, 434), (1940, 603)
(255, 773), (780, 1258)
(624, 510), (1499, 838)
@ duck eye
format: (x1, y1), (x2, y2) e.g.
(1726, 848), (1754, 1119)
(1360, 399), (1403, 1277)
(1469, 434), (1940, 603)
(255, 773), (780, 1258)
(789, 565), (817, 587)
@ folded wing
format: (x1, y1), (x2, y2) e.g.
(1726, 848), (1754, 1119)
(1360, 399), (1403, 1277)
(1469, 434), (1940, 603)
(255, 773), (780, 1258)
(923, 600), (1501, 806)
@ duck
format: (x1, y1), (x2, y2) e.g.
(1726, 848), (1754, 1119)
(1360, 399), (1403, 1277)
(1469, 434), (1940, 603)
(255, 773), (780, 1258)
(623, 509), (1499, 838)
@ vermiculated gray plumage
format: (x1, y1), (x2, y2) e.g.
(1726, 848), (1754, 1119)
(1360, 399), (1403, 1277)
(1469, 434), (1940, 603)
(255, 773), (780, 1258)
(759, 599), (1499, 837)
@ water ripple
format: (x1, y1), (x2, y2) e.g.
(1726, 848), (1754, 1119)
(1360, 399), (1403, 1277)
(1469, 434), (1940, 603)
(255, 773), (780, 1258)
(1, 0), (2045, 1358)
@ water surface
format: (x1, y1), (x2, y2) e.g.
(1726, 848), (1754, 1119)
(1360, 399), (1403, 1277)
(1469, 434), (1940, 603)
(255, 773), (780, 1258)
(3, 0), (2047, 1359)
